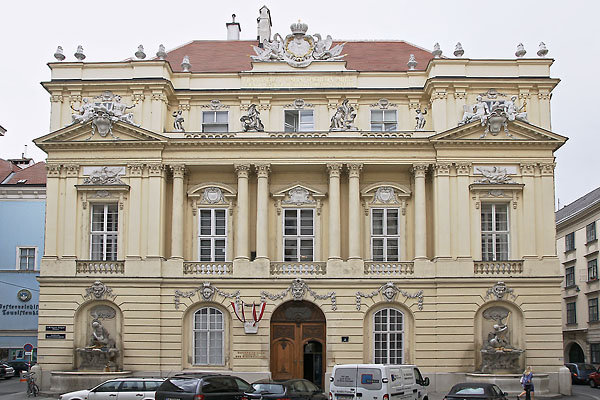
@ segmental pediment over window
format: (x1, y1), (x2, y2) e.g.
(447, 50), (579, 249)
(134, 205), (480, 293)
(272, 183), (326, 215)
(188, 183), (237, 215)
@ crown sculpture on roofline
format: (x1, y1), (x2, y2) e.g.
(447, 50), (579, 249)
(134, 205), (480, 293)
(252, 20), (346, 68)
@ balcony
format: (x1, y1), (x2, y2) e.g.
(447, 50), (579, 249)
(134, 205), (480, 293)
(474, 260), (523, 275)
(183, 262), (233, 275)
(270, 262), (327, 276)
(364, 262), (414, 276)
(76, 260), (124, 274)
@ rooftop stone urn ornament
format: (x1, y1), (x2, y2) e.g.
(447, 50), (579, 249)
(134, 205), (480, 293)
(156, 44), (167, 60)
(515, 43), (526, 58)
(454, 42), (464, 57)
(537, 42), (548, 57)
(74, 45), (86, 61)
(432, 43), (442, 58)
(54, 46), (65, 61)
(181, 55), (191, 72)
(407, 54), (417, 70)
(240, 104), (265, 132)
(134, 45), (146, 59)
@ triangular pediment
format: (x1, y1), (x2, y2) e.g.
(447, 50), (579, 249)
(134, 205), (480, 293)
(430, 120), (567, 146)
(34, 120), (168, 147)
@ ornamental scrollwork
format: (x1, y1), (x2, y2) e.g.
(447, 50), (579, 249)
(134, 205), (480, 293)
(473, 166), (515, 184)
(485, 281), (516, 301)
(260, 278), (337, 310)
(174, 282), (240, 310)
(372, 187), (399, 204)
(282, 187), (316, 206)
(84, 281), (116, 301)
(201, 187), (226, 204)
(83, 167), (126, 185)
(356, 282), (423, 311)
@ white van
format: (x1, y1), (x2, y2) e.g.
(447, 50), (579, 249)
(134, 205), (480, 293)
(329, 364), (430, 400)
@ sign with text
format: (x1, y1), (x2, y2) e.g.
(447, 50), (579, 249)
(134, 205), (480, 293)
(45, 334), (66, 339)
(45, 326), (66, 331)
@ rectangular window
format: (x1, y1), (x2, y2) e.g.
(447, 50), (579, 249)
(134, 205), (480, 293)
(589, 259), (598, 281)
(565, 232), (575, 252)
(592, 344), (600, 364)
(283, 209), (314, 262)
(565, 266), (576, 287)
(202, 111), (228, 132)
(588, 222), (597, 243)
(284, 110), (314, 132)
(481, 203), (509, 261)
(371, 208), (400, 261)
(370, 110), (397, 132)
(90, 204), (118, 261)
(590, 298), (599, 322)
(198, 209), (227, 261)
(567, 301), (577, 324)
(18, 247), (36, 270)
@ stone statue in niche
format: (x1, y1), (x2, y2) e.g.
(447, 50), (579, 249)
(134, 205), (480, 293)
(90, 320), (116, 348)
(330, 99), (357, 131)
(480, 306), (523, 373)
(76, 306), (120, 371)
(415, 108), (427, 130)
(240, 104), (265, 132)
(173, 110), (185, 132)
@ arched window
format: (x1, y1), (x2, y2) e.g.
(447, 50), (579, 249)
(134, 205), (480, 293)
(373, 308), (404, 364)
(193, 307), (224, 365)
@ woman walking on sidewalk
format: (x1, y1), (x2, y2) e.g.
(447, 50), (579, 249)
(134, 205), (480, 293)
(518, 366), (534, 400)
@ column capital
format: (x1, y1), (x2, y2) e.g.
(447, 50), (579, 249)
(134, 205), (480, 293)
(46, 164), (62, 177)
(327, 163), (343, 178)
(411, 163), (429, 178)
(347, 163), (363, 178)
(455, 162), (472, 176)
(170, 164), (187, 178)
(430, 90), (447, 101)
(433, 163), (451, 176)
(255, 163), (271, 178)
(128, 163), (145, 177)
(539, 162), (556, 176)
(64, 164), (79, 177)
(520, 163), (536, 176)
(50, 94), (64, 103)
(148, 163), (166, 177)
(235, 164), (251, 178)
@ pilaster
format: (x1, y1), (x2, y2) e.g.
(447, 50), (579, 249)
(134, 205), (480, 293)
(147, 163), (166, 258)
(433, 163), (451, 259)
(151, 90), (167, 132)
(63, 164), (79, 258)
(127, 164), (144, 259)
(520, 163), (537, 258)
(327, 163), (342, 260)
(540, 162), (557, 257)
(235, 164), (251, 261)
(430, 89), (448, 132)
(456, 162), (472, 258)
(411, 164), (428, 260)
(170, 164), (186, 260)
(255, 164), (271, 260)
(50, 93), (64, 132)
(44, 164), (62, 259)
(347, 163), (362, 259)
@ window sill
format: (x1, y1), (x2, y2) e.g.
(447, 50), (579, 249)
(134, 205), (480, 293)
(566, 322), (578, 326)
(565, 284), (578, 290)
(589, 279), (599, 283)
(587, 239), (598, 246)
(565, 249), (576, 254)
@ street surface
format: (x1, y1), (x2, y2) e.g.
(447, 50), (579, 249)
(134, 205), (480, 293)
(2, 376), (600, 400)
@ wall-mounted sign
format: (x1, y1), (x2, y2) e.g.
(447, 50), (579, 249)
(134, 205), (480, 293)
(233, 350), (266, 359)
(17, 289), (32, 302)
(45, 326), (66, 331)
(45, 334), (66, 339)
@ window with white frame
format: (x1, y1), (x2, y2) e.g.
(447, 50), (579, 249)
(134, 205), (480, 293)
(283, 209), (314, 262)
(373, 308), (403, 364)
(90, 204), (118, 261)
(370, 110), (397, 131)
(371, 208), (400, 261)
(587, 222), (597, 243)
(284, 110), (314, 132)
(193, 307), (224, 365)
(589, 259), (599, 281)
(18, 247), (36, 270)
(202, 111), (228, 132)
(481, 203), (509, 261)
(198, 209), (227, 261)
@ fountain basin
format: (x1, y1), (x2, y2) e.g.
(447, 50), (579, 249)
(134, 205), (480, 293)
(50, 370), (132, 393)
(466, 373), (550, 395)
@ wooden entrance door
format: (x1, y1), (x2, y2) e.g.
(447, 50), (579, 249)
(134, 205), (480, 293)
(270, 301), (326, 386)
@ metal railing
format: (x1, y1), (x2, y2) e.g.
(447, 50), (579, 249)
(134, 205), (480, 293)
(270, 262), (327, 276)
(76, 260), (125, 274)
(183, 262), (233, 275)
(474, 260), (524, 275)
(364, 262), (414, 275)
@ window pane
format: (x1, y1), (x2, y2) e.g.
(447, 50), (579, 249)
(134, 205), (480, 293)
(387, 209), (399, 235)
(284, 210), (298, 235)
(106, 235), (118, 261)
(299, 110), (314, 130)
(200, 210), (212, 235)
(495, 205), (508, 231)
(284, 239), (298, 261)
(383, 110), (396, 122)
(371, 110), (383, 123)
(300, 239), (313, 261)
(386, 239), (399, 261)
(215, 210), (226, 236)
(495, 233), (509, 260)
(481, 204), (493, 231)
(481, 234), (494, 261)
(284, 110), (299, 132)
(300, 209), (313, 235)
(91, 235), (104, 260)
(216, 111), (228, 123)
(203, 112), (216, 123)
(372, 209), (384, 235)
(214, 239), (226, 261)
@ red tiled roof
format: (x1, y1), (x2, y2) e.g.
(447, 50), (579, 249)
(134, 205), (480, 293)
(0, 159), (21, 183)
(2, 161), (47, 185)
(164, 40), (433, 73)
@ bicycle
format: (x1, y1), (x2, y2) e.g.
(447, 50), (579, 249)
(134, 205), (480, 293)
(22, 371), (39, 397)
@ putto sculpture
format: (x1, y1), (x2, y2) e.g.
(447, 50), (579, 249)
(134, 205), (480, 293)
(252, 20), (345, 68)
(415, 108), (427, 130)
(173, 110), (185, 132)
(240, 104), (265, 132)
(330, 99), (357, 131)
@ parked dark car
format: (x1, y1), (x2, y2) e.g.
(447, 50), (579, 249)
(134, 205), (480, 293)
(565, 363), (597, 384)
(5, 360), (33, 375)
(444, 383), (508, 400)
(251, 379), (326, 400)
(0, 363), (15, 379)
(155, 373), (254, 400)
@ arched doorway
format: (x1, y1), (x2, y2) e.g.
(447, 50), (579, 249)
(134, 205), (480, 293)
(271, 301), (325, 388)
(568, 342), (585, 363)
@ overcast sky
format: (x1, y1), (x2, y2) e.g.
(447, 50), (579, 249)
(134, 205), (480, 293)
(0, 0), (598, 208)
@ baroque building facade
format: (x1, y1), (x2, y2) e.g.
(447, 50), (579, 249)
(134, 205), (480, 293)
(556, 187), (600, 366)
(35, 11), (568, 393)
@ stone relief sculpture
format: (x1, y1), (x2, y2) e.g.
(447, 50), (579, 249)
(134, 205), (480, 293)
(505, 96), (528, 122)
(330, 99), (357, 131)
(173, 110), (185, 132)
(70, 91), (139, 139)
(458, 94), (526, 137)
(83, 281), (116, 300)
(76, 305), (120, 371)
(459, 95), (489, 126)
(83, 167), (125, 185)
(252, 20), (345, 68)
(415, 108), (427, 130)
(240, 104), (265, 132)
(474, 167), (515, 184)
(260, 278), (337, 310)
(355, 282), (424, 311)
(480, 306), (523, 373)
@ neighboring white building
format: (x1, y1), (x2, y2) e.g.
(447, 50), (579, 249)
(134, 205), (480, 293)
(557, 187), (600, 365)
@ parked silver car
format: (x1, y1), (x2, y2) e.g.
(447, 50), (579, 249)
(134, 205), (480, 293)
(59, 378), (164, 400)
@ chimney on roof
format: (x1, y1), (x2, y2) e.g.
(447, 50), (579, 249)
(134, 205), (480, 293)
(257, 6), (272, 47)
(226, 14), (241, 40)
